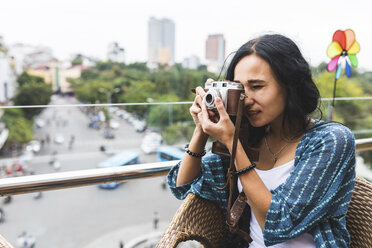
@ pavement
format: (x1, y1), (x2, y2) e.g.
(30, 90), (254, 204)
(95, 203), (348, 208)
(83, 221), (169, 248)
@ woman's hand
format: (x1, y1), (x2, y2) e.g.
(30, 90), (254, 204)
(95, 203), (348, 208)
(198, 96), (235, 151)
(189, 79), (218, 133)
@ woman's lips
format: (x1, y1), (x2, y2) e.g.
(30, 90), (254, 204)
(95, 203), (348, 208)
(247, 110), (261, 118)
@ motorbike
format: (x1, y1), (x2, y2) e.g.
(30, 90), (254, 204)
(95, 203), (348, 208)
(33, 192), (43, 200)
(0, 208), (4, 223)
(3, 196), (12, 204)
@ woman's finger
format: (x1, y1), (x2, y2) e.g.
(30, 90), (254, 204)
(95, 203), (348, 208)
(201, 99), (213, 124)
(195, 86), (206, 98)
(214, 97), (229, 120)
(190, 105), (201, 115)
(195, 95), (203, 108)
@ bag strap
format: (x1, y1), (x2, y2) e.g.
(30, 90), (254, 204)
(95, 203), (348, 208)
(227, 193), (253, 243)
(224, 93), (253, 243)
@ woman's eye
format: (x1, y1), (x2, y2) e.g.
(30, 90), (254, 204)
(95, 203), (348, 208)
(252, 85), (263, 89)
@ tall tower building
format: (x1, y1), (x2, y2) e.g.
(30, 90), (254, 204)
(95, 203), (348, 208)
(205, 34), (225, 73)
(148, 17), (175, 67)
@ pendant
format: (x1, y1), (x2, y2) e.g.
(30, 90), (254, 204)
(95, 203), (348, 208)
(273, 156), (278, 164)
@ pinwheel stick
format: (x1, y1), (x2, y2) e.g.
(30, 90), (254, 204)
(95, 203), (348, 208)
(327, 78), (338, 121)
(332, 78), (338, 107)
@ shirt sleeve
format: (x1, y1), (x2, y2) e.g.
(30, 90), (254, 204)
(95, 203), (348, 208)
(263, 123), (356, 246)
(167, 153), (229, 211)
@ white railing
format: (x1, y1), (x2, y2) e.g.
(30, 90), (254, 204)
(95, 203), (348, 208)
(0, 138), (371, 196)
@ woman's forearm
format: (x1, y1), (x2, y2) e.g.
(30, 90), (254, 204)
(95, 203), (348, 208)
(233, 141), (272, 230)
(176, 128), (209, 186)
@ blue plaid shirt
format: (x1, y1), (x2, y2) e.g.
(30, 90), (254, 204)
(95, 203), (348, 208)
(168, 120), (356, 247)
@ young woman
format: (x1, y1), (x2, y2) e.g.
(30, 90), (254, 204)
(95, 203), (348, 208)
(168, 34), (355, 248)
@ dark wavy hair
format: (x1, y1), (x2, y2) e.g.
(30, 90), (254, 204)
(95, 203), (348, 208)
(225, 34), (321, 144)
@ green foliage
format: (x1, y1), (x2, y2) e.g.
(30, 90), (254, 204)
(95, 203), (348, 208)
(74, 80), (113, 103)
(147, 94), (191, 127)
(13, 82), (53, 119)
(313, 71), (366, 126)
(81, 69), (99, 80)
(119, 80), (157, 116)
(162, 122), (195, 145)
(127, 62), (148, 72)
(314, 71), (364, 98)
(2, 108), (33, 144)
(354, 71), (372, 95)
(72, 62), (216, 107)
(71, 57), (83, 66)
(17, 71), (45, 87)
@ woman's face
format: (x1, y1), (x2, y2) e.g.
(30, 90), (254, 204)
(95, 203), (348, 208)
(233, 54), (287, 128)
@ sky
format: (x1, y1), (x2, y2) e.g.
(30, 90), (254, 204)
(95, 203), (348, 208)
(1, 0), (372, 70)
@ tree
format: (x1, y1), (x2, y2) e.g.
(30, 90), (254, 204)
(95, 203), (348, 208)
(13, 82), (53, 119)
(71, 57), (83, 66)
(81, 69), (99, 80)
(313, 70), (367, 128)
(127, 62), (148, 72)
(17, 71), (45, 87)
(2, 108), (33, 145)
(120, 81), (158, 116)
(74, 80), (113, 103)
(147, 94), (191, 127)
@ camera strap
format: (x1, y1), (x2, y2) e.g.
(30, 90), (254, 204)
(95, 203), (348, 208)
(224, 93), (253, 243)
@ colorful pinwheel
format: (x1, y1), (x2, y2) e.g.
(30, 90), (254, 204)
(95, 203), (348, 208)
(326, 29), (360, 121)
(327, 29), (360, 79)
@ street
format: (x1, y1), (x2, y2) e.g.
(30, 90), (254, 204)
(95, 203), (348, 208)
(0, 95), (182, 247)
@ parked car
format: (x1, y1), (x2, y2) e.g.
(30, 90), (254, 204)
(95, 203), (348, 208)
(109, 120), (120, 129)
(26, 140), (41, 153)
(141, 132), (163, 154)
(54, 134), (65, 144)
(133, 119), (147, 132)
(116, 110), (129, 120)
(35, 118), (45, 128)
(157, 145), (185, 161)
(104, 129), (115, 139)
(96, 151), (140, 189)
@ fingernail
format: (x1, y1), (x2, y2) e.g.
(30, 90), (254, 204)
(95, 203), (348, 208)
(215, 97), (221, 104)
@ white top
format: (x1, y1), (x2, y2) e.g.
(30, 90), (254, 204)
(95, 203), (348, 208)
(237, 160), (316, 248)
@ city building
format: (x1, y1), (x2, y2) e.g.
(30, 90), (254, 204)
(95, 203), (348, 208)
(148, 17), (175, 68)
(70, 53), (96, 67)
(0, 51), (16, 103)
(28, 60), (88, 95)
(107, 42), (125, 63)
(182, 55), (200, 70)
(7, 43), (54, 75)
(205, 34), (225, 73)
(0, 36), (5, 52)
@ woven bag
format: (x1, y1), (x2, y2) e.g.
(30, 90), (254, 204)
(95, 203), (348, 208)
(156, 193), (226, 248)
(0, 235), (14, 248)
(158, 176), (372, 248)
(346, 176), (372, 248)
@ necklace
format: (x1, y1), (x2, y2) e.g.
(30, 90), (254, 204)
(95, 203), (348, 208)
(264, 135), (290, 164)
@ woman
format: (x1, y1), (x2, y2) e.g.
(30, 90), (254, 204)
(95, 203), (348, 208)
(168, 34), (355, 247)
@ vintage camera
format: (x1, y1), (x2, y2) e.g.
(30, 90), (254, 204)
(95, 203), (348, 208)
(203, 81), (259, 161)
(204, 81), (245, 116)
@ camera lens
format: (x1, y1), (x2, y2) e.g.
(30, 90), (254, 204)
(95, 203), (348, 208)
(205, 94), (213, 104)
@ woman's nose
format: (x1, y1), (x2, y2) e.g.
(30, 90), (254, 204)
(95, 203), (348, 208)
(244, 93), (254, 106)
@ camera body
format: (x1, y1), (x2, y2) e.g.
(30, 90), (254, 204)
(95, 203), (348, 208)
(204, 81), (244, 116)
(202, 81), (259, 161)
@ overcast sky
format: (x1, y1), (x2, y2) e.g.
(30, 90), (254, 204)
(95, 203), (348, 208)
(1, 0), (372, 70)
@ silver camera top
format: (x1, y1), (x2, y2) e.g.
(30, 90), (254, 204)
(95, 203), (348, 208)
(204, 81), (244, 110)
(204, 81), (243, 90)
